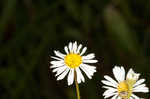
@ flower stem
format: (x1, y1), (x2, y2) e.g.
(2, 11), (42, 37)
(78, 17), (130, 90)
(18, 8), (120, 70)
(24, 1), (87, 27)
(74, 71), (80, 99)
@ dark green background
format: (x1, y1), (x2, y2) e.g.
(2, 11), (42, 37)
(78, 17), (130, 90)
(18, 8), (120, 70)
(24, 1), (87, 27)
(0, 0), (150, 99)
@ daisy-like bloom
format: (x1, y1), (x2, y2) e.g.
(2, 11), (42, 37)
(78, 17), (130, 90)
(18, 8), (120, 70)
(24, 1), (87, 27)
(102, 66), (149, 99)
(50, 41), (98, 85)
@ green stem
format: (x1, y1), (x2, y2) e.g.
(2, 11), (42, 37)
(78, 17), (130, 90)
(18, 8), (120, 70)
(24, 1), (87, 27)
(74, 71), (80, 99)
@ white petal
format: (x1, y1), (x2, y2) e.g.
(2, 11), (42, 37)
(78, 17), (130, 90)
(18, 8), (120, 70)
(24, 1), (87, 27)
(133, 87), (149, 93)
(64, 46), (69, 54)
(126, 68), (140, 81)
(131, 94), (140, 99)
(67, 69), (71, 85)
(104, 92), (116, 98)
(103, 86), (117, 91)
(51, 56), (63, 61)
(130, 97), (134, 99)
(50, 60), (64, 65)
(76, 67), (85, 83)
(80, 47), (87, 55)
(68, 42), (73, 53)
(111, 94), (118, 99)
(133, 79), (145, 87)
(83, 59), (98, 63)
(54, 51), (65, 59)
(55, 66), (68, 76)
(81, 64), (96, 73)
(52, 66), (66, 73)
(67, 69), (74, 85)
(103, 86), (117, 97)
(112, 66), (120, 82)
(77, 44), (82, 53)
(117, 96), (121, 99)
(82, 53), (95, 60)
(133, 84), (146, 90)
(70, 69), (74, 85)
(80, 64), (94, 79)
(50, 61), (64, 68)
(57, 68), (70, 80)
(103, 89), (117, 98)
(120, 66), (125, 81)
(104, 75), (118, 87)
(73, 41), (77, 53)
(113, 66), (125, 83)
(101, 80), (117, 88)
(133, 84), (149, 93)
(50, 65), (64, 68)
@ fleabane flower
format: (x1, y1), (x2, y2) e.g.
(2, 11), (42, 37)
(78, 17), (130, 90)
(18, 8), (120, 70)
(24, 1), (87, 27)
(50, 41), (98, 86)
(101, 66), (149, 99)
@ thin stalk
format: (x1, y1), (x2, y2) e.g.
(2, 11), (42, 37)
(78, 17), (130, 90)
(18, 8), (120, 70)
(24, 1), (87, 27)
(74, 70), (80, 99)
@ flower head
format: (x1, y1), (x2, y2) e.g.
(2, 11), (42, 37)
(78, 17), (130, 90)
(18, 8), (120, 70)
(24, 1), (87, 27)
(102, 66), (149, 99)
(50, 41), (97, 85)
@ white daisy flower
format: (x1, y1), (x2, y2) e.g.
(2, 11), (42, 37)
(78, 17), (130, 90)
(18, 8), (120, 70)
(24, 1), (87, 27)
(102, 66), (149, 99)
(50, 41), (98, 86)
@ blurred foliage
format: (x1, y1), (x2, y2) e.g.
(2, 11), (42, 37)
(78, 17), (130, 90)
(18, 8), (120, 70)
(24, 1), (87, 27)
(0, 0), (150, 99)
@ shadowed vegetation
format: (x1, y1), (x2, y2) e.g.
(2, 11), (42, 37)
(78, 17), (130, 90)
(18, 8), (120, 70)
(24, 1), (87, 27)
(0, 0), (150, 99)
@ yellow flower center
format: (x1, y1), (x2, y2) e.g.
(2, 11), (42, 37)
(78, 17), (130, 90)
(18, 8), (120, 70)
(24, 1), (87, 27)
(117, 81), (129, 98)
(117, 80), (136, 99)
(64, 53), (82, 68)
